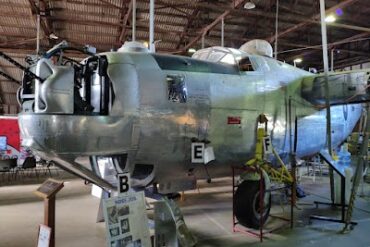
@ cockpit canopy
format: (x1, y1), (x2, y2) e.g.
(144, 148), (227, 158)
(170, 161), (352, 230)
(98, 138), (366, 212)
(192, 46), (256, 72)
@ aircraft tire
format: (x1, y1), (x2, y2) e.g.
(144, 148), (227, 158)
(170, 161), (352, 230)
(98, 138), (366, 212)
(234, 180), (271, 229)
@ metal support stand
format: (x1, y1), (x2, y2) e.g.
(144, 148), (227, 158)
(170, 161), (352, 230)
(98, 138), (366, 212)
(309, 151), (357, 227)
(342, 106), (369, 231)
(44, 197), (56, 247)
(232, 166), (293, 242)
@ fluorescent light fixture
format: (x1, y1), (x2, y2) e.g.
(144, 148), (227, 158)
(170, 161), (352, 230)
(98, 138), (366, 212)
(188, 48), (196, 53)
(325, 15), (336, 23)
(244, 1), (256, 10)
(294, 58), (303, 63)
(143, 41), (149, 48)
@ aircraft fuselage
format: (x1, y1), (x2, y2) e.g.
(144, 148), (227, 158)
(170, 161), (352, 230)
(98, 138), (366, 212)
(18, 51), (365, 191)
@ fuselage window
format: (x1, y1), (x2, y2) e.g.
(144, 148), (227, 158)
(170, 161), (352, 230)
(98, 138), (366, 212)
(167, 75), (187, 103)
(239, 57), (255, 72)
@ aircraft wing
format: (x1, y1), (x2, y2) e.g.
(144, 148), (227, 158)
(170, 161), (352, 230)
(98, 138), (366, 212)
(301, 70), (370, 107)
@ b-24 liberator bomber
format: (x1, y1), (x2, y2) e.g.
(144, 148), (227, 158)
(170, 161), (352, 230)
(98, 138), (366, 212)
(16, 41), (370, 228)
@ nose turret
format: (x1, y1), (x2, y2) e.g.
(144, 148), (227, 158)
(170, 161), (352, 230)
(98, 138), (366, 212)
(18, 49), (138, 154)
(19, 53), (113, 116)
(17, 46), (140, 190)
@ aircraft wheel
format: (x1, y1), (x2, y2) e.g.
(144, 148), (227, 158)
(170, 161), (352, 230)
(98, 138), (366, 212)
(234, 180), (271, 229)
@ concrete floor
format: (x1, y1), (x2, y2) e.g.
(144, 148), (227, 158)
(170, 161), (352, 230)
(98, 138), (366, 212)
(1, 175), (370, 247)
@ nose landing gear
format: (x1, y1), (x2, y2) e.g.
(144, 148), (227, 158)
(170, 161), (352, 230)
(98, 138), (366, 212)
(234, 179), (271, 229)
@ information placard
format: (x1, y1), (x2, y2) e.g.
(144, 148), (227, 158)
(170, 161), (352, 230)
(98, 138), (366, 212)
(34, 179), (64, 199)
(103, 191), (151, 247)
(37, 224), (51, 247)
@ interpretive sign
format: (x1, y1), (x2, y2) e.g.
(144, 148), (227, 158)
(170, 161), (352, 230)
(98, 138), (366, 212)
(34, 179), (64, 247)
(103, 191), (150, 247)
(34, 179), (64, 199)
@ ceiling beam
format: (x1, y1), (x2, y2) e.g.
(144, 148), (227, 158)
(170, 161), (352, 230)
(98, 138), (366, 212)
(154, 0), (189, 15)
(0, 23), (35, 30)
(0, 7), (370, 37)
(193, 2), (370, 35)
(280, 41), (370, 57)
(55, 28), (118, 37)
(0, 32), (36, 39)
(175, 7), (201, 49)
(39, 0), (55, 39)
(267, 0), (361, 42)
(333, 58), (370, 70)
(181, 0), (246, 52)
(51, 17), (121, 28)
(119, 0), (133, 43)
(324, 22), (370, 34)
(286, 32), (370, 62)
(27, 0), (52, 37)
(49, 7), (120, 16)
(98, 0), (122, 9)
(52, 0), (121, 9)
(0, 38), (38, 48)
(38, 2), (369, 38)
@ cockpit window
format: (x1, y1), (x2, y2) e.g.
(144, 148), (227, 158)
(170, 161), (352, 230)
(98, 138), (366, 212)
(167, 75), (187, 103)
(192, 47), (246, 66)
(193, 51), (209, 60)
(238, 57), (255, 72)
(220, 54), (236, 65)
(208, 51), (226, 62)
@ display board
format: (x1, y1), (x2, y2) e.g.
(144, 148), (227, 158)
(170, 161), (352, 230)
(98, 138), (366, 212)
(103, 173), (150, 247)
(34, 179), (64, 199)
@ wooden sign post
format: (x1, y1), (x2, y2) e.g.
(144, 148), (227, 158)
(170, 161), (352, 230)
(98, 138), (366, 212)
(34, 179), (64, 247)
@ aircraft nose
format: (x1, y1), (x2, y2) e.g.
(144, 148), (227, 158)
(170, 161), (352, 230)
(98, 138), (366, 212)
(18, 113), (134, 156)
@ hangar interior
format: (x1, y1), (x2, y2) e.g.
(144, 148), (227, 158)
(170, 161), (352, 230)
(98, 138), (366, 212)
(0, 0), (369, 247)
(1, 0), (370, 114)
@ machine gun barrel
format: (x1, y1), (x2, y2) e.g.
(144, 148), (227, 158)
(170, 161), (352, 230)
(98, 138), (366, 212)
(0, 51), (44, 82)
